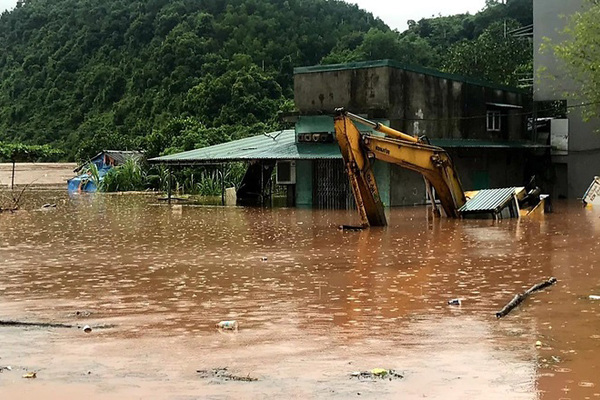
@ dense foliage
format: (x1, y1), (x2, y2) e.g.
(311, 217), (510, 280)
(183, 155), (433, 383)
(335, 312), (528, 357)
(0, 0), (532, 161)
(323, 0), (533, 86)
(549, 0), (600, 122)
(90, 157), (245, 196)
(0, 142), (61, 162)
(0, 0), (386, 159)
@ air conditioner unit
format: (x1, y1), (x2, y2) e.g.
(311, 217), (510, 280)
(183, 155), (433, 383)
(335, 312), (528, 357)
(276, 161), (296, 184)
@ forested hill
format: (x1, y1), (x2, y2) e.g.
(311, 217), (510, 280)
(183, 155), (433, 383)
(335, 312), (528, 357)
(0, 0), (532, 160)
(323, 0), (533, 86)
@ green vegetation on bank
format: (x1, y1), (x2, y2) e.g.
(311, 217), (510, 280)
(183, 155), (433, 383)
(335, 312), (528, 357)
(0, 0), (533, 162)
(0, 142), (62, 162)
(87, 157), (246, 196)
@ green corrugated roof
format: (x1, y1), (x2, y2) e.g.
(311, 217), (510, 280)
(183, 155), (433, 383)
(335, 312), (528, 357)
(149, 130), (341, 164)
(149, 130), (547, 164)
(294, 59), (528, 94)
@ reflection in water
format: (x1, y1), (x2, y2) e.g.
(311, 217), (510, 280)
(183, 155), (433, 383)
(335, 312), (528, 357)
(0, 191), (598, 399)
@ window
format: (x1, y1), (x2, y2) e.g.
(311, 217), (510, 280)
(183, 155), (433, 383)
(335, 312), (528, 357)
(487, 110), (501, 132)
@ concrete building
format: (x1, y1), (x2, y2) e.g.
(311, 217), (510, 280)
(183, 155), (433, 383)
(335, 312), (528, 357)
(534, 0), (600, 198)
(151, 60), (546, 208)
(292, 60), (543, 208)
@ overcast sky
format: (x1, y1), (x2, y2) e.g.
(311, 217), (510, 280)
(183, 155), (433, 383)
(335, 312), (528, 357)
(350, 0), (487, 31)
(0, 0), (487, 31)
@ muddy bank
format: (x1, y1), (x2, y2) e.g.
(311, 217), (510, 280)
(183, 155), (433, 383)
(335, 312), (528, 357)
(0, 162), (76, 188)
(0, 191), (599, 398)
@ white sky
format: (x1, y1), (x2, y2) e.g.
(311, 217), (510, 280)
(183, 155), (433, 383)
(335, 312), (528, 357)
(0, 0), (487, 31)
(349, 0), (487, 31)
(0, 0), (15, 13)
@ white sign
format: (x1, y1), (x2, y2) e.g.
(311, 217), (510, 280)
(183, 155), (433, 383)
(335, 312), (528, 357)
(583, 176), (600, 205)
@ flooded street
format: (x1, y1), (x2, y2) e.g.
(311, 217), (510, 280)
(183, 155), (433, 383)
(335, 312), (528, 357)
(1, 191), (599, 399)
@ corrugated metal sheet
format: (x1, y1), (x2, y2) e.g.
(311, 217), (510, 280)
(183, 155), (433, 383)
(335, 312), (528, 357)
(149, 129), (548, 165)
(149, 130), (342, 164)
(74, 150), (143, 172)
(459, 187), (517, 213)
(102, 150), (143, 164)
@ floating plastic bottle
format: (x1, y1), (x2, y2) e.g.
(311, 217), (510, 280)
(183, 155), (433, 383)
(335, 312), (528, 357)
(216, 320), (238, 330)
(447, 298), (462, 306)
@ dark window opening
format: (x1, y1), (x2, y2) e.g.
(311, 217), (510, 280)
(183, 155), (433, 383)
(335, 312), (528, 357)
(487, 110), (501, 132)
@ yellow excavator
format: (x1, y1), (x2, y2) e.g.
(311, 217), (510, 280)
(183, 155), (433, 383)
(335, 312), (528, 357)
(334, 108), (546, 227)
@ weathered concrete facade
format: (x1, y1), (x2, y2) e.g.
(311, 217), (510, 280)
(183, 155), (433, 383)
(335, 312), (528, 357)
(293, 60), (539, 208)
(534, 0), (600, 198)
(294, 61), (528, 141)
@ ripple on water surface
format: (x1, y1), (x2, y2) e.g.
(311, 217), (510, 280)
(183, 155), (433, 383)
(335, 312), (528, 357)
(0, 191), (599, 399)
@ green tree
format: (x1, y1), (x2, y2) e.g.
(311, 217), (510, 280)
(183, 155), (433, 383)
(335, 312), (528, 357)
(0, 0), (532, 159)
(550, 0), (600, 121)
(443, 20), (532, 86)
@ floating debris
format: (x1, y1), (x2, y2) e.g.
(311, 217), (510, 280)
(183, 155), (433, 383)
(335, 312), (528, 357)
(338, 225), (366, 231)
(0, 320), (73, 329)
(72, 310), (92, 318)
(22, 372), (37, 379)
(82, 325), (92, 333)
(196, 367), (257, 382)
(589, 295), (600, 300)
(448, 298), (462, 306)
(216, 320), (238, 330)
(583, 176), (600, 206)
(496, 277), (558, 318)
(350, 368), (403, 380)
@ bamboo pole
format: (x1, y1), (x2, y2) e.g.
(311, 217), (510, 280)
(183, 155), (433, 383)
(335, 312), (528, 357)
(221, 163), (225, 206)
(11, 160), (15, 190)
(168, 168), (172, 205)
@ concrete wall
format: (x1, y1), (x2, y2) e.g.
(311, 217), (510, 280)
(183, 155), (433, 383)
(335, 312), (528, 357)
(533, 0), (582, 101)
(294, 67), (392, 114)
(450, 149), (529, 191)
(294, 64), (528, 141)
(389, 166), (427, 206)
(373, 161), (391, 207)
(388, 69), (525, 140)
(534, 0), (600, 197)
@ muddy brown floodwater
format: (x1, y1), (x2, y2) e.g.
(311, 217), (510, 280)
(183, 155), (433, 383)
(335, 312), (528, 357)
(0, 190), (599, 399)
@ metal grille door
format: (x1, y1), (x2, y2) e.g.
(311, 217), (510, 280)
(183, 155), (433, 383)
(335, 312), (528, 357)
(313, 160), (355, 209)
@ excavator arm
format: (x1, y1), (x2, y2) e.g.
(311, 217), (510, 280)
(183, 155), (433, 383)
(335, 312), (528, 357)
(334, 109), (467, 227)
